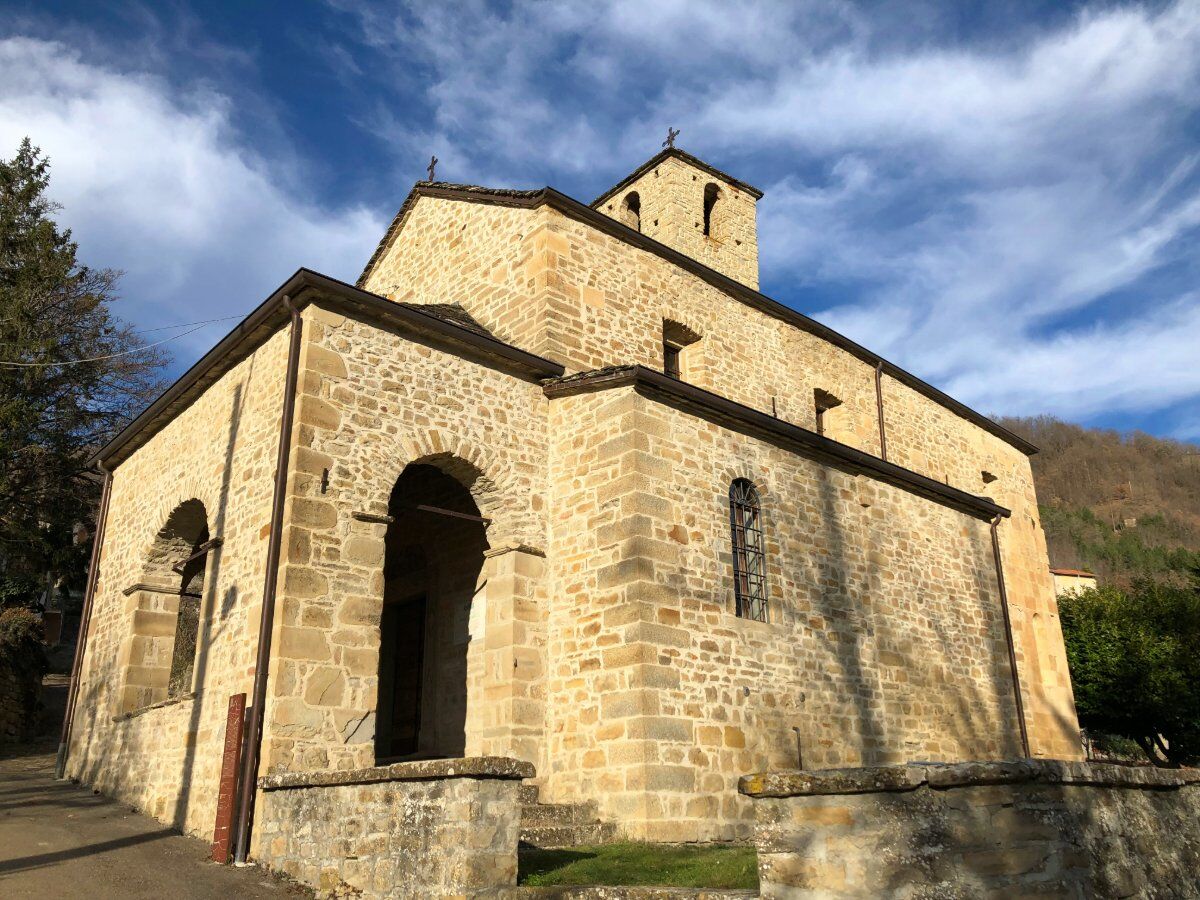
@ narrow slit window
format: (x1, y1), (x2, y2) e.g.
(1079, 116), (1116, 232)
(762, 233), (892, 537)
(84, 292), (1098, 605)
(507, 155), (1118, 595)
(703, 183), (720, 236)
(664, 342), (682, 379)
(729, 479), (768, 622)
(814, 389), (842, 438)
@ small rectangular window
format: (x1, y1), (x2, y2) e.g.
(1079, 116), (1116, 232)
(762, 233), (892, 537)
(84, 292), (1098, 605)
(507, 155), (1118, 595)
(814, 389), (842, 438)
(664, 342), (682, 379)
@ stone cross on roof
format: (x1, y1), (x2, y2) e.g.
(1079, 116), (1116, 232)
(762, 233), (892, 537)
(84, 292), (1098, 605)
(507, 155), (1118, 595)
(662, 127), (680, 149)
(427, 155), (438, 182)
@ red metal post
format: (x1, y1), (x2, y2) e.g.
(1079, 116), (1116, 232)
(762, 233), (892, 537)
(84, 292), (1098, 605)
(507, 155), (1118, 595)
(211, 692), (247, 863)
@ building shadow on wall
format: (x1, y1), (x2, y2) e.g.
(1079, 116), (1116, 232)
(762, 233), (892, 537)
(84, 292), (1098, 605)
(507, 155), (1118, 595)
(808, 467), (885, 769)
(170, 378), (248, 831)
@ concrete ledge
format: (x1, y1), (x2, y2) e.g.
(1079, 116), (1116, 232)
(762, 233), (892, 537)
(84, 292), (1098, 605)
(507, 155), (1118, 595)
(111, 691), (197, 723)
(259, 755), (535, 791)
(517, 889), (758, 898)
(738, 758), (1200, 797)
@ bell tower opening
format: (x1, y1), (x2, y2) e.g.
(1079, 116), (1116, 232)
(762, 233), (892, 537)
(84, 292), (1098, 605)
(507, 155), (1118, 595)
(592, 145), (762, 289)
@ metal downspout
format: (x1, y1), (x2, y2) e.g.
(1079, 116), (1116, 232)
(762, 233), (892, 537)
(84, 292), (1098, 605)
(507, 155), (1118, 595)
(991, 515), (1031, 758)
(875, 361), (888, 462)
(233, 296), (303, 864)
(55, 464), (113, 779)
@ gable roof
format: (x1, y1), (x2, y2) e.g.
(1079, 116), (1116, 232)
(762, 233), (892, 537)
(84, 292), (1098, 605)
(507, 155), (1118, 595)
(358, 183), (1038, 457)
(591, 147), (765, 208)
(93, 269), (564, 470)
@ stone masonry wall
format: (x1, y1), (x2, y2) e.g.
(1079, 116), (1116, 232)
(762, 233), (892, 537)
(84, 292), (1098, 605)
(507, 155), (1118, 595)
(259, 303), (552, 792)
(360, 190), (1080, 761)
(883, 374), (1082, 759)
(66, 328), (290, 835)
(595, 154), (761, 289)
(741, 759), (1200, 898)
(542, 385), (1023, 842)
(256, 756), (531, 899)
(0, 659), (38, 744)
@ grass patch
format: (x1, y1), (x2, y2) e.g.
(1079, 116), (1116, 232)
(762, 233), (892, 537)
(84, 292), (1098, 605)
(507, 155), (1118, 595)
(518, 842), (758, 889)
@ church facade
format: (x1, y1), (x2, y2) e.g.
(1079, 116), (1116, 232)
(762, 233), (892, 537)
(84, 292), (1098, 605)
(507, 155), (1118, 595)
(64, 146), (1082, 847)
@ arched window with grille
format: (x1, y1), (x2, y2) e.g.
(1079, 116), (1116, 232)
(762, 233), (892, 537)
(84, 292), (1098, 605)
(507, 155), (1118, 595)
(729, 479), (768, 621)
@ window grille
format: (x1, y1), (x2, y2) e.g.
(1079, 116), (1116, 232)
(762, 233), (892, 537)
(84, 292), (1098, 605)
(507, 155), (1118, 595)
(729, 479), (768, 622)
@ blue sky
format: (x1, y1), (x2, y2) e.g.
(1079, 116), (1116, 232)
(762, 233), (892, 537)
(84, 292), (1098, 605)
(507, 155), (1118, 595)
(2, 1), (1199, 441)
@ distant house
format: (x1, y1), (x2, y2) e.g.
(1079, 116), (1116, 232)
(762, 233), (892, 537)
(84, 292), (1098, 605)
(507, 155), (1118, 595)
(1051, 567), (1098, 595)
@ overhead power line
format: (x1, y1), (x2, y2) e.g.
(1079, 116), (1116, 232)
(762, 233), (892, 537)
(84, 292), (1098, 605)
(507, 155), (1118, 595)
(0, 313), (243, 368)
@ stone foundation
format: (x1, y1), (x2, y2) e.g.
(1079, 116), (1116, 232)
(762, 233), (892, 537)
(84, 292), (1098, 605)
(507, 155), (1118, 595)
(740, 759), (1200, 898)
(255, 756), (532, 898)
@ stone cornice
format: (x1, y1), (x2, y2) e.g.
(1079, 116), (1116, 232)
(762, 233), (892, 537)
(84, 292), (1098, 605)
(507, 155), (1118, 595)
(543, 365), (1011, 522)
(361, 183), (1037, 457)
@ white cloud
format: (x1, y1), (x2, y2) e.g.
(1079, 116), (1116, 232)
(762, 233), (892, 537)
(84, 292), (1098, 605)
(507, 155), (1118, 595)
(329, 1), (1200, 429)
(6, 1), (1200, 432)
(0, 36), (383, 362)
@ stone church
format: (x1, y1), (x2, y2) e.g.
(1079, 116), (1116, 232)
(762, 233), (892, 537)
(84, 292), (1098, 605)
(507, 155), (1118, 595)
(62, 144), (1083, 852)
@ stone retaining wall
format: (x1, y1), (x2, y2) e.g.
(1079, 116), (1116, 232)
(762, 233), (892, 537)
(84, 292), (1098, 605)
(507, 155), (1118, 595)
(740, 759), (1200, 898)
(255, 756), (532, 898)
(0, 659), (38, 743)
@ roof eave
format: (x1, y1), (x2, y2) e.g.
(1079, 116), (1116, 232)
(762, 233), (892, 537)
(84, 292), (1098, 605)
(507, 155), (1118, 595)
(92, 269), (564, 470)
(355, 183), (1038, 457)
(590, 147), (765, 209)
(545, 366), (1011, 522)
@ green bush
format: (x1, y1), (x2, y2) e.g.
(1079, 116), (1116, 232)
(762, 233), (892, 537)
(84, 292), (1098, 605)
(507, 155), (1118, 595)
(1060, 579), (1200, 767)
(0, 606), (48, 684)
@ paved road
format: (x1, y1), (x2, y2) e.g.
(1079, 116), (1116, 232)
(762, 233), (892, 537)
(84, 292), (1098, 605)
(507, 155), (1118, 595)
(0, 678), (307, 899)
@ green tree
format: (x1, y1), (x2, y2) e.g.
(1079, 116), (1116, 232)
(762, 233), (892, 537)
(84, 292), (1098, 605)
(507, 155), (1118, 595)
(0, 138), (164, 608)
(1060, 578), (1200, 767)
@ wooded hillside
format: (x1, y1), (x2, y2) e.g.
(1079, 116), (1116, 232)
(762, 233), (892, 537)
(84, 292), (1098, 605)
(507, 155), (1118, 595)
(997, 416), (1200, 585)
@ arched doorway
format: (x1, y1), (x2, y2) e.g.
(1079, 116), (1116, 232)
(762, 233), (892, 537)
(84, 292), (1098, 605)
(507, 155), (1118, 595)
(376, 463), (489, 762)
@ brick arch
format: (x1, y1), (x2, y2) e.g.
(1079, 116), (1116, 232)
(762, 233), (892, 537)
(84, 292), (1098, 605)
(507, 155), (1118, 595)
(141, 498), (210, 585)
(716, 463), (777, 511)
(139, 476), (217, 569)
(353, 428), (541, 550)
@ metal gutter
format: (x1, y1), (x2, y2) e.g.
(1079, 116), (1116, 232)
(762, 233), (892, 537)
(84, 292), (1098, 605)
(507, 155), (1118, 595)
(875, 361), (888, 462)
(233, 297), (302, 864)
(544, 366), (1010, 522)
(55, 464), (112, 779)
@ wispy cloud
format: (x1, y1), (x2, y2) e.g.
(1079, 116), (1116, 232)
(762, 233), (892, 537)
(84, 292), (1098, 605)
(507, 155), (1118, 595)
(333, 0), (1200, 435)
(0, 36), (382, 357)
(3, 2), (1199, 438)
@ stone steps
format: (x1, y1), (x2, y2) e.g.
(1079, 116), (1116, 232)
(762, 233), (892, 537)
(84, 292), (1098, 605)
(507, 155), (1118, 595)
(518, 783), (618, 849)
(520, 822), (619, 848)
(521, 800), (602, 827)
